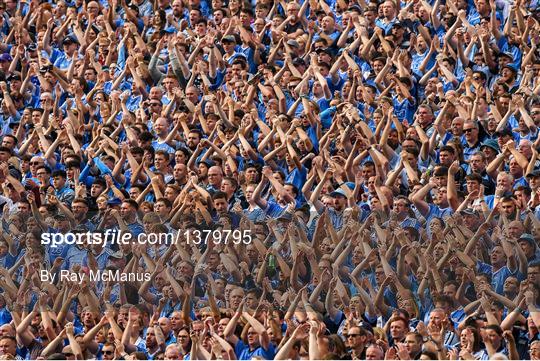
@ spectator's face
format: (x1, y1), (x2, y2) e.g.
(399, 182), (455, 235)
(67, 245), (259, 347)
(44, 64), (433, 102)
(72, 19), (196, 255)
(506, 221), (524, 239)
(173, 164), (187, 182)
(213, 197), (228, 214)
(30, 157), (44, 174)
(72, 202), (88, 218)
(177, 330), (190, 348)
(514, 189), (529, 209)
(186, 132), (200, 148)
(170, 313), (184, 330)
(52, 175), (66, 189)
(229, 288), (244, 308)
(0, 338), (15, 356)
(347, 327), (364, 348)
(178, 262), (193, 277)
(154, 118), (168, 136)
(463, 123), (479, 143)
(247, 327), (260, 347)
(429, 218), (443, 235)
(208, 167), (223, 186)
(462, 212), (479, 229)
(245, 292), (257, 309)
(469, 154), (485, 172)
(439, 150), (453, 166)
(374, 266), (385, 284)
(416, 107), (433, 127)
(154, 153), (168, 169)
(496, 174), (512, 191)
(158, 318), (171, 335)
(371, 59), (384, 74)
(366, 346), (384, 360)
(529, 175), (540, 190)
(90, 183), (105, 198)
(531, 342), (540, 360)
(381, 1), (395, 18)
(518, 141), (532, 158)
(503, 276), (519, 295)
(490, 245), (506, 265)
(120, 203), (135, 219)
(165, 346), (180, 360)
(389, 320), (406, 340)
(102, 345), (115, 360)
(443, 284), (457, 298)
(499, 200), (515, 217)
(528, 266), (540, 285)
(189, 9), (201, 24)
(531, 106), (540, 125)
(146, 329), (157, 347)
(149, 100), (163, 114)
(450, 118), (464, 134)
(154, 201), (170, 217)
(484, 329), (502, 348)
(405, 334), (422, 356)
(321, 16), (334, 32)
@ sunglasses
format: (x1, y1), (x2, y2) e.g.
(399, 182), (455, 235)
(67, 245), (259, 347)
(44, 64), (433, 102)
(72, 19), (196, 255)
(463, 128), (476, 133)
(103, 350), (114, 355)
(30, 161), (42, 165)
(64, 353), (74, 357)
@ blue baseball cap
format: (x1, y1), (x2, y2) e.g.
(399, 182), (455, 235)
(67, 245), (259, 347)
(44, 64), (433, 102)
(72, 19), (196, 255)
(480, 139), (500, 153)
(107, 198), (122, 206)
(401, 218), (421, 231)
(330, 188), (348, 198)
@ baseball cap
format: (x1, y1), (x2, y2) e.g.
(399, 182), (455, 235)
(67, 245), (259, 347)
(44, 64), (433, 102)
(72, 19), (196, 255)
(63, 34), (78, 45)
(6, 72), (21, 81)
(495, 128), (513, 137)
(316, 47), (333, 56)
(0, 53), (12, 62)
(197, 159), (215, 167)
(518, 234), (536, 245)
(358, 321), (374, 335)
(401, 218), (421, 231)
(222, 35), (237, 43)
(286, 40), (300, 48)
(330, 188), (347, 198)
(460, 208), (479, 217)
(480, 139), (500, 153)
(499, 52), (514, 60)
(163, 26), (176, 34)
(526, 169), (540, 178)
(107, 198), (122, 206)
(292, 57), (306, 66)
(502, 64), (518, 73)
(110, 250), (124, 259)
(277, 212), (293, 222)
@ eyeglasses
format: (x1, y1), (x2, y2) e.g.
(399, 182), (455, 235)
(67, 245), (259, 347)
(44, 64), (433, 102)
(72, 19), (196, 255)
(347, 334), (361, 338)
(30, 161), (42, 165)
(103, 350), (114, 355)
(532, 111), (540, 115)
(150, 102), (162, 106)
(463, 128), (476, 133)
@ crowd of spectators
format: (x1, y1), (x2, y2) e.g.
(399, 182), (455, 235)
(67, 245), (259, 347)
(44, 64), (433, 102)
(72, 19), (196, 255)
(0, 0), (540, 358)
